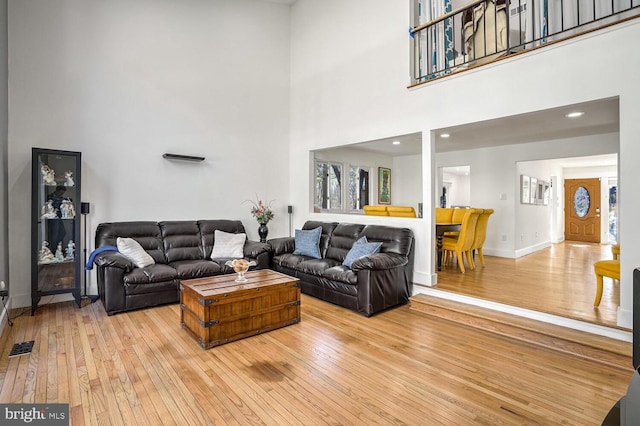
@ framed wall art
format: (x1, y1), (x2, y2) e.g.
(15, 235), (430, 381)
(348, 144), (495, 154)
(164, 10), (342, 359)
(378, 167), (391, 204)
(521, 175), (530, 204)
(529, 177), (538, 204)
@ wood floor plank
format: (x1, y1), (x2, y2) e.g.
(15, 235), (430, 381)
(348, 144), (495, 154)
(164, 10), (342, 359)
(0, 293), (631, 425)
(435, 241), (622, 328)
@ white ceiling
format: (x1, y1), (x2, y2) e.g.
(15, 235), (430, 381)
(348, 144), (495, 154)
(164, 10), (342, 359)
(435, 97), (619, 153)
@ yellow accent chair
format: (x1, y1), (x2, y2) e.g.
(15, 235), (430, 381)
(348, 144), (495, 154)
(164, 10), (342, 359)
(593, 259), (620, 307)
(442, 208), (481, 273)
(469, 208), (494, 268)
(363, 205), (389, 216)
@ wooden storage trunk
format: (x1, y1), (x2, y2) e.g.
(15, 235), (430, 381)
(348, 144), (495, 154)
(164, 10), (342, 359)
(180, 269), (300, 349)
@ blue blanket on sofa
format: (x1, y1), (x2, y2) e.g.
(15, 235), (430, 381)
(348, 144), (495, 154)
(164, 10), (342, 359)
(85, 245), (118, 270)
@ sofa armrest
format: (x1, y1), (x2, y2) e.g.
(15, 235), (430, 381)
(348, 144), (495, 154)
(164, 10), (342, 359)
(94, 252), (134, 272)
(244, 240), (271, 258)
(244, 240), (272, 269)
(354, 253), (412, 317)
(268, 237), (295, 256)
(351, 252), (408, 271)
(93, 253), (131, 315)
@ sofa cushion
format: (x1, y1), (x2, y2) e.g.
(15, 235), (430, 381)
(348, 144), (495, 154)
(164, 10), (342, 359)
(359, 225), (414, 257)
(95, 221), (166, 263)
(325, 223), (365, 262)
(160, 221), (204, 263)
(296, 258), (341, 276)
(343, 237), (382, 268)
(322, 265), (358, 285)
(123, 264), (178, 285)
(293, 227), (322, 259)
(117, 237), (155, 268)
(169, 260), (222, 279)
(210, 230), (246, 258)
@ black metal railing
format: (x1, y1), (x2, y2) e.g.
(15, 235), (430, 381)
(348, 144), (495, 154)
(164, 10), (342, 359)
(410, 0), (640, 85)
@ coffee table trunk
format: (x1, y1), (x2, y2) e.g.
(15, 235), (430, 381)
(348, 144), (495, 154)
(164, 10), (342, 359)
(180, 270), (301, 349)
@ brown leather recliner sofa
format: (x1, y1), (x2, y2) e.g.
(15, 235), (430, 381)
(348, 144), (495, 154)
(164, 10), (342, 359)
(268, 221), (415, 317)
(92, 220), (271, 315)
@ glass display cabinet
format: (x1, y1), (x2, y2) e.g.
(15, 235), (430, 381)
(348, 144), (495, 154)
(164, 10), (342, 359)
(31, 148), (82, 315)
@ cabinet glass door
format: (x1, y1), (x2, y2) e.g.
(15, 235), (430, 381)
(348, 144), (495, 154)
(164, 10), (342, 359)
(32, 148), (82, 314)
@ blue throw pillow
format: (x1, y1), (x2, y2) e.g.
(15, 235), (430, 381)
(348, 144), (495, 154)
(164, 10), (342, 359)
(292, 226), (322, 259)
(343, 237), (383, 268)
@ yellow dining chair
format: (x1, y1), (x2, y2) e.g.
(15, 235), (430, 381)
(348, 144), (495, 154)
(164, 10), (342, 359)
(387, 206), (417, 217)
(612, 244), (620, 260)
(363, 205), (389, 216)
(451, 207), (468, 223)
(469, 208), (494, 268)
(593, 259), (620, 307)
(436, 208), (454, 223)
(444, 207), (469, 237)
(442, 208), (481, 273)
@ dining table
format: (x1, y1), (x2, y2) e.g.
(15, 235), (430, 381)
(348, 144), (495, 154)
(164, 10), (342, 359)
(435, 222), (461, 271)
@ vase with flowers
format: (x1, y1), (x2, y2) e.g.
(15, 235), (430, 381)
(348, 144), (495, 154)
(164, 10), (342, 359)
(247, 196), (275, 242)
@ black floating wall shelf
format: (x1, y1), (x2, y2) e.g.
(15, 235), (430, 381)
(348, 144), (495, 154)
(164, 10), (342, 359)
(163, 153), (205, 162)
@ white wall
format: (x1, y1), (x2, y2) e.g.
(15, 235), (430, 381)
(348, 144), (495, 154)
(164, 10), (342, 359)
(392, 154), (422, 210)
(7, 0), (292, 307)
(289, 0), (640, 327)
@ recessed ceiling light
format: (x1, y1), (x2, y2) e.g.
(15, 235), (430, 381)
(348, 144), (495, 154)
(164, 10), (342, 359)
(566, 111), (584, 118)
(440, 133), (450, 138)
(392, 140), (401, 145)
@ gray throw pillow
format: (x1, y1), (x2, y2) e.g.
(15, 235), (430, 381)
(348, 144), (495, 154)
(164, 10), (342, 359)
(292, 226), (322, 259)
(343, 237), (382, 268)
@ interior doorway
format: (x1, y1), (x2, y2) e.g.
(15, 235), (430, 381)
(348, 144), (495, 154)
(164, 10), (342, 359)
(440, 166), (470, 208)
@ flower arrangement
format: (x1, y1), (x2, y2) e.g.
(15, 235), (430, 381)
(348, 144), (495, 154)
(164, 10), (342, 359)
(247, 196), (275, 225)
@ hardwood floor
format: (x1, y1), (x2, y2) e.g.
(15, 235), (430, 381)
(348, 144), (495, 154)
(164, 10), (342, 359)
(0, 295), (632, 425)
(434, 241), (622, 328)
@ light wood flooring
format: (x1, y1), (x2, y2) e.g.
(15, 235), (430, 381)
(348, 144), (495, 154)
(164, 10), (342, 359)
(434, 241), (622, 329)
(0, 295), (632, 425)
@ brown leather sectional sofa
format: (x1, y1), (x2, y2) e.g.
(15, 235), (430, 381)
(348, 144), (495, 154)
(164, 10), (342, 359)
(92, 219), (414, 317)
(92, 220), (270, 315)
(269, 220), (415, 317)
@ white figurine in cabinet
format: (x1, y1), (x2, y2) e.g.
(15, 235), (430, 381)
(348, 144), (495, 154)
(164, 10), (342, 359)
(55, 242), (64, 262)
(38, 241), (55, 264)
(63, 170), (74, 187)
(65, 240), (75, 260)
(60, 199), (75, 219)
(41, 164), (56, 185)
(41, 200), (58, 219)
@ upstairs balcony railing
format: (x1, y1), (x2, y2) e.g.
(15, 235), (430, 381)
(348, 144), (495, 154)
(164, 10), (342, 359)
(410, 0), (640, 85)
